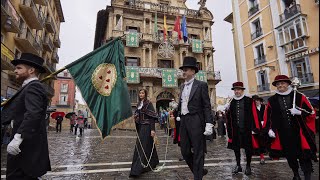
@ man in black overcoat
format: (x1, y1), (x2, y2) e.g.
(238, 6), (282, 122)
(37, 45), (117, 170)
(1, 53), (51, 179)
(176, 56), (214, 180)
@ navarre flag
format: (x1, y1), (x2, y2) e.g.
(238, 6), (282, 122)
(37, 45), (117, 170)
(174, 16), (182, 40)
(66, 38), (132, 138)
(163, 15), (168, 41)
(181, 15), (188, 43)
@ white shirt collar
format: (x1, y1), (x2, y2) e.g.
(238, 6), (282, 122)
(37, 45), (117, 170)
(275, 86), (293, 96)
(233, 94), (245, 100)
(22, 77), (39, 87)
(257, 105), (261, 111)
(137, 100), (144, 110)
(184, 77), (195, 86)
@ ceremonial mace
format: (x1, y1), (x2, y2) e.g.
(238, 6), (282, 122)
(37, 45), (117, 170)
(291, 77), (315, 114)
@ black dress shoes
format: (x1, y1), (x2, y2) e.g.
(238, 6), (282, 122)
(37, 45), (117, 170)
(232, 166), (242, 174)
(244, 165), (252, 175)
(203, 169), (208, 176)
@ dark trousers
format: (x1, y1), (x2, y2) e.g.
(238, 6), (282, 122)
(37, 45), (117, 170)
(74, 125), (78, 135)
(7, 155), (38, 180)
(70, 124), (74, 132)
(180, 114), (205, 180)
(233, 131), (252, 166)
(56, 123), (62, 132)
(234, 149), (252, 166)
(286, 154), (313, 175)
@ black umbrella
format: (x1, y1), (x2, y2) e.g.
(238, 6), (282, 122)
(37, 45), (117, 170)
(65, 112), (76, 119)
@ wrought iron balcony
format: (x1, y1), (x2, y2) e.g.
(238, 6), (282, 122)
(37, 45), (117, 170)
(291, 73), (314, 85)
(45, 16), (55, 33)
(43, 35), (54, 52)
(257, 83), (270, 92)
(14, 28), (40, 55)
(251, 28), (263, 40)
(1, 42), (15, 70)
(20, 0), (45, 30)
(248, 4), (259, 17)
(254, 55), (266, 66)
(1, 0), (21, 33)
(279, 4), (301, 24)
(53, 34), (61, 48)
(124, 0), (198, 17)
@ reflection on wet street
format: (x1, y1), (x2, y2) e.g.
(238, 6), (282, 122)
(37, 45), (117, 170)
(1, 129), (319, 179)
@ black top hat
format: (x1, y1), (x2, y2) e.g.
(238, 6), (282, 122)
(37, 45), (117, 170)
(179, 56), (199, 73)
(11, 53), (46, 73)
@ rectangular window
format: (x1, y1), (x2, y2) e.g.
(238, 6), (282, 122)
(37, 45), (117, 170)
(291, 58), (313, 84)
(257, 70), (269, 92)
(129, 89), (138, 104)
(126, 26), (139, 33)
(60, 84), (68, 93)
(158, 60), (173, 68)
(126, 57), (140, 66)
(251, 19), (262, 40)
(59, 95), (68, 105)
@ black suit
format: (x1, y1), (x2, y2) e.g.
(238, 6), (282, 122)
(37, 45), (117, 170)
(178, 79), (213, 180)
(1, 80), (51, 179)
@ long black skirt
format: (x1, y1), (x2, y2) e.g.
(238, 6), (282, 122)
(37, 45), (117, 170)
(130, 124), (159, 176)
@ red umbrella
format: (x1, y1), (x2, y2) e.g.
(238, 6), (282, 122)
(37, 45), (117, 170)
(51, 112), (66, 119)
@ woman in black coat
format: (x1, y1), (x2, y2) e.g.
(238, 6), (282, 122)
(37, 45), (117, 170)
(129, 89), (159, 178)
(216, 111), (226, 137)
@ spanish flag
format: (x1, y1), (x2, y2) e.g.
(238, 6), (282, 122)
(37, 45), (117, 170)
(163, 15), (167, 41)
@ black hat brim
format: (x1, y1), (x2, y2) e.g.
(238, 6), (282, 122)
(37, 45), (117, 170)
(231, 87), (246, 90)
(179, 66), (199, 73)
(12, 59), (47, 73)
(272, 79), (292, 87)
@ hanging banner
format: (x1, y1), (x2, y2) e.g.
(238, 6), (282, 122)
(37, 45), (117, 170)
(126, 32), (139, 47)
(196, 70), (207, 82)
(126, 66), (140, 84)
(192, 39), (203, 53)
(162, 69), (177, 88)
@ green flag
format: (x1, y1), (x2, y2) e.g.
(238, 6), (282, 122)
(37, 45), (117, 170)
(196, 70), (207, 82)
(126, 32), (139, 47)
(126, 66), (140, 84)
(66, 38), (132, 138)
(162, 69), (177, 88)
(192, 39), (203, 53)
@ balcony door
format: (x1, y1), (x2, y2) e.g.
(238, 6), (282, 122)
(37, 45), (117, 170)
(292, 58), (311, 84)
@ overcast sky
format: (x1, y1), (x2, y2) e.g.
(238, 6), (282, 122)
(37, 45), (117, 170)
(58, 0), (237, 103)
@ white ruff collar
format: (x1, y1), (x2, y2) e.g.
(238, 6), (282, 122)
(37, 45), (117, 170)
(233, 94), (245, 100)
(275, 86), (293, 96)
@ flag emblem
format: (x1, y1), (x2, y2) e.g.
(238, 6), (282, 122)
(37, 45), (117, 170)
(92, 63), (117, 96)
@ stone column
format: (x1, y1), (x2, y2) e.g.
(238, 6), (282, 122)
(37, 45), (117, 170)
(114, 15), (117, 29)
(204, 53), (208, 69)
(149, 86), (154, 99)
(142, 47), (146, 67)
(149, 47), (153, 67)
(180, 51), (183, 66)
(150, 19), (152, 34)
(203, 27), (206, 40)
(144, 18), (146, 33)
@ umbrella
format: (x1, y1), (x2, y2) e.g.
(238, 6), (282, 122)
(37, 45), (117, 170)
(65, 112), (76, 119)
(51, 112), (66, 119)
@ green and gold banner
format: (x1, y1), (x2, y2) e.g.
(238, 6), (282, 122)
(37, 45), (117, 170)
(162, 69), (177, 88)
(126, 32), (139, 47)
(196, 70), (207, 82)
(192, 39), (203, 53)
(126, 66), (140, 84)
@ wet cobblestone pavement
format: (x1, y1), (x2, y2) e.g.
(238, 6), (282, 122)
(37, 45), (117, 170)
(1, 129), (319, 180)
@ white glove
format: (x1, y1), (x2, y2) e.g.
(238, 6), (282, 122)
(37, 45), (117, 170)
(252, 131), (257, 135)
(289, 108), (302, 116)
(268, 129), (276, 138)
(7, 134), (23, 156)
(176, 117), (181, 121)
(203, 123), (214, 136)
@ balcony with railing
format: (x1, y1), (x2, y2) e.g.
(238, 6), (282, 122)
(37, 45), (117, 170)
(248, 4), (259, 17)
(279, 4), (301, 24)
(254, 55), (266, 66)
(14, 28), (40, 55)
(251, 28), (263, 40)
(291, 73), (314, 85)
(43, 35), (54, 52)
(257, 83), (270, 92)
(53, 34), (61, 48)
(51, 50), (59, 63)
(124, 0), (198, 17)
(45, 16), (55, 33)
(1, 42), (15, 70)
(19, 0), (44, 30)
(1, 0), (21, 33)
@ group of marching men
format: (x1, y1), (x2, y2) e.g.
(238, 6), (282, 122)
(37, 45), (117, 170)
(223, 75), (317, 180)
